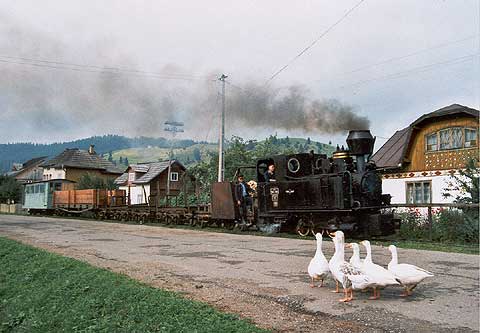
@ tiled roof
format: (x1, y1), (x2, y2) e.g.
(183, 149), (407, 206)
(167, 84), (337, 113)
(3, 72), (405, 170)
(41, 148), (123, 174)
(371, 127), (411, 168)
(371, 104), (479, 169)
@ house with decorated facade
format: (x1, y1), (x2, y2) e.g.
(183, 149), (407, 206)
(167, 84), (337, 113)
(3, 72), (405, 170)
(371, 104), (479, 204)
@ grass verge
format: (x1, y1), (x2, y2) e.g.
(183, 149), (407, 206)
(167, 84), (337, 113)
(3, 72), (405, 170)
(0, 236), (266, 333)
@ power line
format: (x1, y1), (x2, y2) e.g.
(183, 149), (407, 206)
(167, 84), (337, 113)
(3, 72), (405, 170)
(265, 0), (366, 85)
(340, 34), (479, 76)
(0, 56), (212, 81)
(331, 53), (478, 91)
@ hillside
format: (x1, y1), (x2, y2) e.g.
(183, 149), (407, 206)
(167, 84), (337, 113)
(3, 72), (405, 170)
(111, 143), (218, 167)
(111, 137), (336, 167)
(1, 134), (336, 173)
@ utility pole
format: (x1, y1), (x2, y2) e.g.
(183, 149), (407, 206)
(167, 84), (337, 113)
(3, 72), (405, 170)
(164, 121), (184, 200)
(218, 74), (227, 182)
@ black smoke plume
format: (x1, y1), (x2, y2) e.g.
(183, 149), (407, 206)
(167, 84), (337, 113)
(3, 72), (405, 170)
(0, 12), (368, 143)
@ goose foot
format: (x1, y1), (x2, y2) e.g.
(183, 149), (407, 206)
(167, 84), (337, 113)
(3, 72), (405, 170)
(331, 281), (340, 293)
(369, 288), (380, 300)
(318, 278), (324, 288)
(339, 290), (351, 302)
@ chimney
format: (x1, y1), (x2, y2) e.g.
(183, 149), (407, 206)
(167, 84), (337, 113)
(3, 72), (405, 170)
(88, 145), (96, 155)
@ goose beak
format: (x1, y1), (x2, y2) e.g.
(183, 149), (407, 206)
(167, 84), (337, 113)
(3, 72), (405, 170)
(346, 243), (352, 249)
(327, 231), (336, 239)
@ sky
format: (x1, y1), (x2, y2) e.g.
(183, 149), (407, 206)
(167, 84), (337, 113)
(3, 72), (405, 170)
(0, 0), (479, 150)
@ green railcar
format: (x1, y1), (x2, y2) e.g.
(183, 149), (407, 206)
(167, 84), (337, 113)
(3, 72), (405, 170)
(23, 179), (75, 213)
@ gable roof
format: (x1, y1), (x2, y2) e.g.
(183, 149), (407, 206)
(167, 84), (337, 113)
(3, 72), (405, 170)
(22, 156), (48, 169)
(6, 156), (48, 178)
(114, 160), (185, 185)
(371, 104), (479, 169)
(41, 148), (123, 174)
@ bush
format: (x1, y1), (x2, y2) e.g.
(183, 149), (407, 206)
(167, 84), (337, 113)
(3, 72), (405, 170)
(434, 209), (479, 243)
(397, 208), (479, 244)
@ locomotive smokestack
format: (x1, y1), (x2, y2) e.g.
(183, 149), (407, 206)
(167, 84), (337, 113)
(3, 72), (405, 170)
(346, 130), (375, 172)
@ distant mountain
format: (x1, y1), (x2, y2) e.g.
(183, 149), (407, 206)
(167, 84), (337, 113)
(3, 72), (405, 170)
(0, 135), (204, 173)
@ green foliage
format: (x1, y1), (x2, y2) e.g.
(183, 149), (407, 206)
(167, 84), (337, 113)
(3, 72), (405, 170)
(193, 147), (201, 161)
(0, 175), (21, 203)
(77, 174), (118, 190)
(0, 237), (265, 333)
(443, 158), (479, 241)
(398, 208), (479, 244)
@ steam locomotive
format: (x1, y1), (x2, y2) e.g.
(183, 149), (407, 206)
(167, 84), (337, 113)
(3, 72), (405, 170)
(211, 130), (396, 237)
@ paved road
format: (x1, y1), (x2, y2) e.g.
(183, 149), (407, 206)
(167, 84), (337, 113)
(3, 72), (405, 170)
(0, 214), (478, 332)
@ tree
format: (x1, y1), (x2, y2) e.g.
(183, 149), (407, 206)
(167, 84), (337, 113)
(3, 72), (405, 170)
(108, 151), (113, 162)
(119, 156), (123, 164)
(77, 173), (118, 190)
(193, 147), (201, 162)
(443, 158), (479, 242)
(307, 137), (311, 145)
(0, 175), (21, 203)
(124, 157), (129, 166)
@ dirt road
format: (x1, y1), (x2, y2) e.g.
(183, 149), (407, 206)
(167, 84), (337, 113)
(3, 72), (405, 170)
(0, 214), (478, 332)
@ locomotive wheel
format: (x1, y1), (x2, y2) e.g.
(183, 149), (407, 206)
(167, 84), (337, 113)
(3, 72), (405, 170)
(296, 220), (311, 237)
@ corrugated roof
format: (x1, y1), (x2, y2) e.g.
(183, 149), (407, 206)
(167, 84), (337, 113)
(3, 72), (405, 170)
(41, 148), (123, 174)
(131, 164), (150, 173)
(114, 160), (185, 185)
(371, 104), (479, 169)
(114, 173), (128, 185)
(133, 161), (173, 184)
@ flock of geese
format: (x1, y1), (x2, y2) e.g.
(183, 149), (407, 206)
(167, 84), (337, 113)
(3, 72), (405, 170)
(307, 230), (434, 302)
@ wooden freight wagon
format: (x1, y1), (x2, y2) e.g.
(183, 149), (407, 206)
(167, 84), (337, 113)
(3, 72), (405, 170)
(53, 189), (126, 211)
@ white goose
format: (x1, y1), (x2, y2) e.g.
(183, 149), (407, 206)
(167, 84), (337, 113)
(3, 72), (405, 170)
(307, 232), (330, 287)
(388, 245), (434, 297)
(347, 243), (364, 270)
(360, 240), (400, 300)
(328, 231), (370, 302)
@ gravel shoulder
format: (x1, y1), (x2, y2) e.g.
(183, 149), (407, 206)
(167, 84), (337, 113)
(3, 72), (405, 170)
(0, 214), (478, 332)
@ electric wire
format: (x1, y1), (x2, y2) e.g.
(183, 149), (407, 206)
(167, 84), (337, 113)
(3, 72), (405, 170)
(265, 0), (366, 85)
(0, 57), (212, 81)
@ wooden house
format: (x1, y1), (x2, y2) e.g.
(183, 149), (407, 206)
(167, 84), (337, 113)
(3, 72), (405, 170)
(7, 156), (47, 183)
(40, 145), (123, 185)
(371, 104), (479, 204)
(114, 160), (187, 205)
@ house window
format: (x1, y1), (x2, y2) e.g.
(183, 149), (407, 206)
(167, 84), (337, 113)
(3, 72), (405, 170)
(439, 129), (451, 150)
(406, 181), (431, 204)
(451, 127), (463, 149)
(426, 133), (438, 151)
(128, 172), (135, 182)
(170, 172), (179, 181)
(465, 128), (478, 148)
